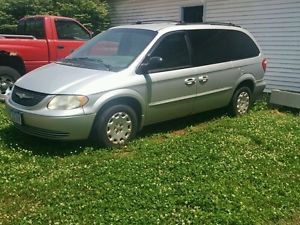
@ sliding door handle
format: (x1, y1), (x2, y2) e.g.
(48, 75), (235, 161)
(199, 75), (208, 83)
(185, 78), (196, 86)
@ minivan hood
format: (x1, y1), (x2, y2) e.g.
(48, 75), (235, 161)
(15, 63), (120, 95)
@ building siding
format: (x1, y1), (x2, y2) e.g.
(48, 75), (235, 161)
(206, 0), (300, 92)
(109, 0), (205, 25)
(109, 0), (300, 92)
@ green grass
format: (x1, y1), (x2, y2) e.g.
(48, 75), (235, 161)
(0, 102), (299, 224)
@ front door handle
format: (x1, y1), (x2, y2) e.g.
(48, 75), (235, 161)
(185, 78), (196, 86)
(199, 75), (208, 83)
(57, 45), (65, 49)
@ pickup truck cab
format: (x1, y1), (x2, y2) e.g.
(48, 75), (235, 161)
(0, 15), (92, 100)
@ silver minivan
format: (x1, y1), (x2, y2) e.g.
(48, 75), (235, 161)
(6, 22), (267, 147)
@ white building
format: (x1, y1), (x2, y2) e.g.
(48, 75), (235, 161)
(109, 0), (300, 93)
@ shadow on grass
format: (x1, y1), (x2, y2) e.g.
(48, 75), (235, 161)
(0, 125), (98, 157)
(0, 108), (228, 157)
(138, 107), (227, 138)
(268, 104), (300, 116)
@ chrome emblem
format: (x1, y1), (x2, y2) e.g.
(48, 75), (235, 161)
(15, 92), (33, 99)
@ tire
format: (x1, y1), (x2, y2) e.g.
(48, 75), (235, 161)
(0, 66), (21, 100)
(94, 104), (138, 148)
(229, 86), (252, 116)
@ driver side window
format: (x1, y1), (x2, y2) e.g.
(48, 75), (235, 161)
(150, 32), (190, 72)
(55, 20), (90, 40)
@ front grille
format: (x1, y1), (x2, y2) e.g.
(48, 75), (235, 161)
(12, 86), (47, 106)
(14, 124), (69, 139)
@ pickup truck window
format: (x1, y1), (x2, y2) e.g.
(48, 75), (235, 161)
(55, 20), (90, 41)
(17, 18), (45, 39)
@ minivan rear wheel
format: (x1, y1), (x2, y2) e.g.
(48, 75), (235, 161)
(94, 104), (138, 148)
(229, 86), (252, 116)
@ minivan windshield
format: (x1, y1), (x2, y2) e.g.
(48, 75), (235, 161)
(58, 28), (157, 72)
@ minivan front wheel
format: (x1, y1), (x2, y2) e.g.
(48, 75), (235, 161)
(229, 87), (252, 116)
(94, 104), (138, 148)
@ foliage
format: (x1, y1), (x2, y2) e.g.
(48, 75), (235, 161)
(0, 102), (299, 224)
(0, 0), (110, 34)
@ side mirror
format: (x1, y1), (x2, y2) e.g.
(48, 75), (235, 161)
(138, 56), (163, 74)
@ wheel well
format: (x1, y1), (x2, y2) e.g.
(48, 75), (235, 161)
(0, 51), (26, 75)
(98, 97), (143, 126)
(236, 80), (254, 93)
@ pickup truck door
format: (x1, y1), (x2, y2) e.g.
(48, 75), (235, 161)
(53, 19), (91, 60)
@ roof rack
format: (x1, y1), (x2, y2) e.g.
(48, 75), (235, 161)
(178, 21), (241, 27)
(133, 20), (241, 27)
(135, 20), (181, 24)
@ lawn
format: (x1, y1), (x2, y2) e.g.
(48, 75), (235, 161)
(0, 102), (299, 224)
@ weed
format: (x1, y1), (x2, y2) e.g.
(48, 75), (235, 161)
(0, 103), (299, 224)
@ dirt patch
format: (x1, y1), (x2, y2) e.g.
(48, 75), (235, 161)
(169, 129), (187, 137)
(0, 195), (41, 224)
(113, 150), (135, 158)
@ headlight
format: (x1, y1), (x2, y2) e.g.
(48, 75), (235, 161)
(48, 95), (88, 110)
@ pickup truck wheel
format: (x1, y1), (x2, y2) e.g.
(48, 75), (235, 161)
(229, 86), (252, 116)
(0, 66), (21, 100)
(94, 104), (138, 148)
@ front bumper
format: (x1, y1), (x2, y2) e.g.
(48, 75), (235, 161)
(6, 100), (96, 140)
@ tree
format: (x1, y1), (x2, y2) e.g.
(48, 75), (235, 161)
(0, 0), (110, 34)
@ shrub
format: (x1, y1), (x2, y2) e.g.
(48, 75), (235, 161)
(0, 0), (110, 34)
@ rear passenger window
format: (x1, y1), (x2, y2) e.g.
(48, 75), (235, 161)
(150, 32), (190, 71)
(17, 18), (45, 39)
(188, 29), (260, 66)
(34, 19), (45, 39)
(188, 30), (230, 66)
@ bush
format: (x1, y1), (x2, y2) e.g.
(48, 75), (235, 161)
(0, 0), (110, 34)
(0, 24), (17, 34)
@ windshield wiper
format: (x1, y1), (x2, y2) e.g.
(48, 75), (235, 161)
(83, 58), (112, 71)
(61, 57), (112, 71)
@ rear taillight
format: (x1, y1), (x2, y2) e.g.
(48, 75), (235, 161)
(262, 58), (268, 72)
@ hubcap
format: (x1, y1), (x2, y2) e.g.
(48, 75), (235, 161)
(236, 91), (250, 115)
(0, 75), (14, 95)
(106, 112), (132, 145)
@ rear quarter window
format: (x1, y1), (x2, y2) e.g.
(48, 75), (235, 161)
(17, 18), (45, 39)
(188, 29), (260, 66)
(226, 30), (260, 60)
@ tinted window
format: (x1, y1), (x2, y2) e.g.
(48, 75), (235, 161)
(188, 29), (229, 66)
(55, 20), (90, 40)
(150, 32), (190, 71)
(17, 20), (25, 34)
(188, 29), (260, 66)
(227, 30), (260, 60)
(34, 19), (45, 39)
(17, 18), (45, 39)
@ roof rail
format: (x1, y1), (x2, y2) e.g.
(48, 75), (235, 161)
(178, 21), (241, 27)
(133, 20), (241, 27)
(135, 20), (181, 24)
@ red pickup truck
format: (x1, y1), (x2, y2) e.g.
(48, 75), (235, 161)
(0, 15), (92, 99)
